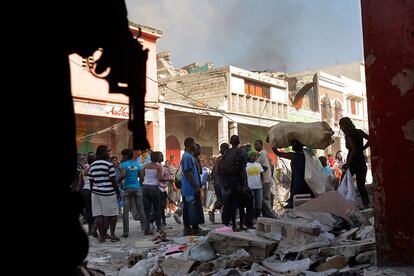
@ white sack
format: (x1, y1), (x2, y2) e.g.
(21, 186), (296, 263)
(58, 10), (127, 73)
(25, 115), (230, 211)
(304, 151), (333, 197)
(267, 121), (334, 149)
(338, 169), (356, 203)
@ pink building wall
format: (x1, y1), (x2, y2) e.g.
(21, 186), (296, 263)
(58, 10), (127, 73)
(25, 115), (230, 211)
(70, 26), (161, 105)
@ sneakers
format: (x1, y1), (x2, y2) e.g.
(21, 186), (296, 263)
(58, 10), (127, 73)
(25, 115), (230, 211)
(122, 233), (129, 238)
(208, 211), (215, 223)
(173, 214), (182, 224)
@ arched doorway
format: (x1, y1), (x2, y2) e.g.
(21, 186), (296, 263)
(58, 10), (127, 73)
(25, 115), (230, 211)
(166, 135), (181, 168)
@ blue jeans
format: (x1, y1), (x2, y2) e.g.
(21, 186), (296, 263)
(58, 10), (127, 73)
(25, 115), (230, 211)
(251, 188), (263, 210)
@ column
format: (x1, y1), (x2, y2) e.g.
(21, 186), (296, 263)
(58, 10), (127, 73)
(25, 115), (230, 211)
(361, 0), (414, 266)
(218, 117), (229, 147)
(157, 106), (166, 154)
(229, 122), (238, 137)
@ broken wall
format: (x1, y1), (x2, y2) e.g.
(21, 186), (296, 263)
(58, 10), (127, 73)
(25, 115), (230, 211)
(159, 67), (230, 110)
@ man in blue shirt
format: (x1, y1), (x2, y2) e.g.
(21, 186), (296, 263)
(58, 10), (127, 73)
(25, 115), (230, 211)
(181, 137), (205, 236)
(119, 148), (150, 237)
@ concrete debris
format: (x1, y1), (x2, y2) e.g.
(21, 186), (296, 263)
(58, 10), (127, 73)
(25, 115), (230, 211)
(347, 208), (370, 227)
(158, 257), (195, 276)
(296, 191), (355, 223)
(207, 231), (278, 260)
(196, 249), (260, 274)
(256, 217), (321, 245)
(318, 239), (376, 258)
(118, 256), (159, 276)
(286, 210), (336, 231)
(315, 255), (347, 272)
(186, 240), (217, 262)
(262, 255), (311, 273)
(364, 267), (412, 276)
(87, 191), (380, 276)
(355, 250), (376, 265)
(368, 217), (375, 226)
(355, 226), (375, 240)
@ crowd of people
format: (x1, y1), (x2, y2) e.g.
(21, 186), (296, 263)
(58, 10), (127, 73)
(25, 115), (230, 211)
(76, 116), (370, 241)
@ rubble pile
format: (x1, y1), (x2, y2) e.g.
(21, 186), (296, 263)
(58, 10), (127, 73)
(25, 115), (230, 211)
(85, 191), (409, 275)
(108, 195), (386, 275)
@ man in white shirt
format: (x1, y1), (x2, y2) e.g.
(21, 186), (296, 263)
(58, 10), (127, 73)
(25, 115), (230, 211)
(254, 139), (278, 218)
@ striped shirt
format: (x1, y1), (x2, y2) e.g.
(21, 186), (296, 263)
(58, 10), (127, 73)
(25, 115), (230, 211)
(89, 160), (116, 196)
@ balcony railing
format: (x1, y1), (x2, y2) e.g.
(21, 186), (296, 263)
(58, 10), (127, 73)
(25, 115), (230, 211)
(230, 92), (288, 120)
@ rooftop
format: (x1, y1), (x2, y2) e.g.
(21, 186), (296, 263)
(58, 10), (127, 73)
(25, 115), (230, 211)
(129, 21), (163, 37)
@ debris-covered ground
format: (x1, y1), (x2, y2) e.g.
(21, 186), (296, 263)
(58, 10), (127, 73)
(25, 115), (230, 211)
(83, 191), (412, 276)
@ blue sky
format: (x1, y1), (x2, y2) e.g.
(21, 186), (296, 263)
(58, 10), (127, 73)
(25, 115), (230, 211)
(126, 0), (363, 73)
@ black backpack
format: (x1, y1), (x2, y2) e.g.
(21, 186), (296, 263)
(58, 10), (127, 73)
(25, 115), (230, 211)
(219, 148), (244, 176)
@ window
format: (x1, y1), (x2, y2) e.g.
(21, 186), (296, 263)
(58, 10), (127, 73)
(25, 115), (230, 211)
(350, 99), (356, 115)
(245, 80), (270, 99)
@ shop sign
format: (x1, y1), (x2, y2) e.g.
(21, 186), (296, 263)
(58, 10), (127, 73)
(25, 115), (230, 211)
(74, 100), (156, 121)
(74, 101), (129, 119)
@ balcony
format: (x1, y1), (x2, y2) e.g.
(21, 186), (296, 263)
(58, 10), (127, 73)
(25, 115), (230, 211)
(230, 92), (288, 120)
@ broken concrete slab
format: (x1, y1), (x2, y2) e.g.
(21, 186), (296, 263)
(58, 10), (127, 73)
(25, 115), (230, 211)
(207, 231), (278, 260)
(364, 267), (414, 276)
(159, 257), (195, 276)
(355, 250), (376, 265)
(186, 240), (217, 262)
(262, 256), (311, 274)
(368, 217), (375, 226)
(336, 228), (359, 241)
(285, 210), (336, 231)
(347, 208), (370, 227)
(256, 217), (320, 246)
(318, 239), (376, 258)
(276, 240), (331, 256)
(296, 191), (354, 222)
(315, 255), (347, 272)
(356, 226), (375, 240)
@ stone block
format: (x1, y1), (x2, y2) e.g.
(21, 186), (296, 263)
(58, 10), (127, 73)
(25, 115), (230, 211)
(207, 231), (278, 260)
(315, 255), (347, 272)
(318, 239), (375, 258)
(355, 250), (376, 265)
(256, 217), (320, 246)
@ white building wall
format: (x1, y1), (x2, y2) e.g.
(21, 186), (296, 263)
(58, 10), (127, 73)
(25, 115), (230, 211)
(270, 87), (288, 103)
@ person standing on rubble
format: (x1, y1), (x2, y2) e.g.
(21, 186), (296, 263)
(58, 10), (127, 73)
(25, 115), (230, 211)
(119, 148), (149, 237)
(272, 140), (314, 208)
(254, 139), (278, 218)
(89, 145), (121, 242)
(208, 143), (229, 223)
(339, 117), (370, 208)
(220, 135), (249, 231)
(181, 137), (205, 236)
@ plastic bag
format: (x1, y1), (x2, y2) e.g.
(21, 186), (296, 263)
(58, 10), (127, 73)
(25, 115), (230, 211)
(304, 151), (333, 196)
(338, 169), (356, 203)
